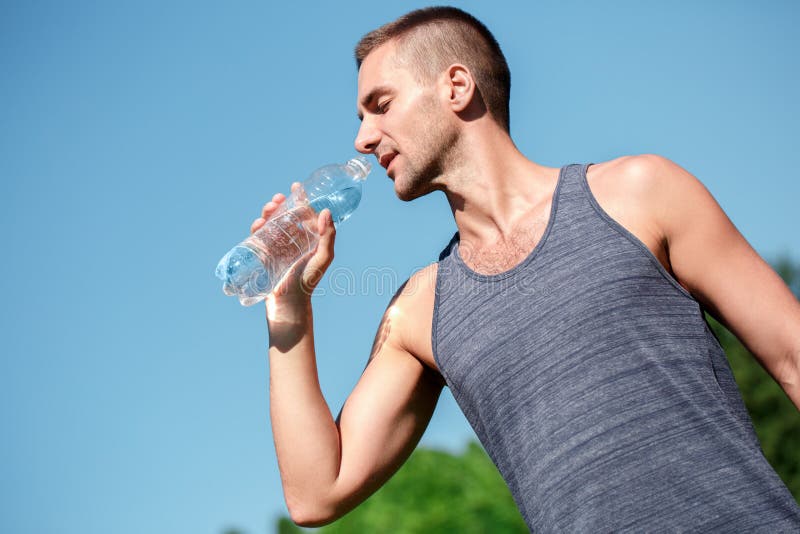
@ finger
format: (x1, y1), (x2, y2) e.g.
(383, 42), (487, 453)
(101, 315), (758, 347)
(305, 210), (336, 281)
(260, 201), (275, 219)
(250, 217), (266, 234)
(291, 182), (308, 203)
(260, 197), (286, 220)
(317, 208), (333, 235)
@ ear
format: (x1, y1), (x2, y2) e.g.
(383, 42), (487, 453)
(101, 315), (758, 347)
(444, 64), (475, 113)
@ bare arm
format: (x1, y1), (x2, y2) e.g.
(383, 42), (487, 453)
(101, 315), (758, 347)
(629, 155), (800, 409)
(254, 192), (443, 526)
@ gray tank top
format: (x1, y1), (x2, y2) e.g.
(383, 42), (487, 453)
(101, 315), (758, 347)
(432, 163), (800, 531)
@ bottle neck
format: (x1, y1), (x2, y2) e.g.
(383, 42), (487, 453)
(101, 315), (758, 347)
(346, 156), (371, 180)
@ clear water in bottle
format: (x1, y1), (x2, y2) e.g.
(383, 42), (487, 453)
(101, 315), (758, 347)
(215, 157), (371, 306)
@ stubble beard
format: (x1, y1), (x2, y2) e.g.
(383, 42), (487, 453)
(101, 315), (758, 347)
(394, 100), (461, 202)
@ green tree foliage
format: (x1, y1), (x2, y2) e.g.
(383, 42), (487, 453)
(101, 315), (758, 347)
(258, 257), (800, 533)
(275, 442), (527, 533)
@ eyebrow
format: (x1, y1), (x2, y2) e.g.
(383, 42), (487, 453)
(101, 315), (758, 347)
(357, 84), (392, 121)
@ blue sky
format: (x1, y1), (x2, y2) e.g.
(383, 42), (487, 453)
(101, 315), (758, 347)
(1, 1), (798, 533)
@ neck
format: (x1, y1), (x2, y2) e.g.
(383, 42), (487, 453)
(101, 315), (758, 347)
(436, 120), (559, 246)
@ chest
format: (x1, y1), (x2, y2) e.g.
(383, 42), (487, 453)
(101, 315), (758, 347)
(455, 188), (670, 278)
(432, 223), (704, 418)
(458, 213), (552, 276)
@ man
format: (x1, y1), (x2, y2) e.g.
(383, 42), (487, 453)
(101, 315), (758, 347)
(254, 6), (800, 531)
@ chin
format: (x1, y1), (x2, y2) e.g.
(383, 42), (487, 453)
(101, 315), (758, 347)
(395, 189), (418, 202)
(393, 179), (431, 202)
(392, 179), (414, 201)
(391, 161), (438, 201)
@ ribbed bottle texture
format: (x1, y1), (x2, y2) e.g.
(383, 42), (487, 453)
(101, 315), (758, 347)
(215, 156), (371, 306)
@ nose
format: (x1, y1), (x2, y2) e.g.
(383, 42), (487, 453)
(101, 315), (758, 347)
(354, 120), (381, 154)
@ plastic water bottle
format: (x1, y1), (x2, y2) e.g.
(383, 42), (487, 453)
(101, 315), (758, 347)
(215, 156), (372, 306)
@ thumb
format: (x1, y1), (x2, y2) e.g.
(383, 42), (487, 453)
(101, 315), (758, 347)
(303, 209), (336, 290)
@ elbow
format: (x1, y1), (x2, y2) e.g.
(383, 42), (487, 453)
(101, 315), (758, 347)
(282, 475), (362, 526)
(288, 509), (335, 529)
(285, 495), (341, 528)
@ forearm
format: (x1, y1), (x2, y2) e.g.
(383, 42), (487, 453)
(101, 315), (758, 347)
(267, 298), (342, 523)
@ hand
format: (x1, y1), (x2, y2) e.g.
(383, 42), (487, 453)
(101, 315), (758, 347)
(250, 183), (337, 318)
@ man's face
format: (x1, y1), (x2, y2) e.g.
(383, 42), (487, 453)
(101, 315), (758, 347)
(355, 41), (457, 201)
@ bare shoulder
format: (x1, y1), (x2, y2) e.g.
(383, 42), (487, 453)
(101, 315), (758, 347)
(599, 154), (722, 233)
(369, 262), (440, 376)
(588, 154), (702, 198)
(585, 154), (709, 274)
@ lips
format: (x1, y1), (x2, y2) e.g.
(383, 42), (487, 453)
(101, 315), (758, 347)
(379, 152), (397, 170)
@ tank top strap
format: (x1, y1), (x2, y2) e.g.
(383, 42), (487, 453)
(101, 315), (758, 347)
(436, 163), (592, 267)
(545, 162), (596, 232)
(555, 162), (592, 206)
(437, 231), (460, 262)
